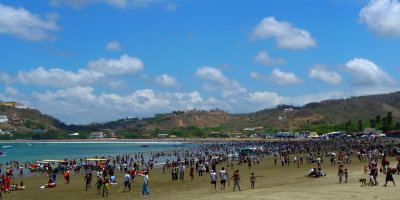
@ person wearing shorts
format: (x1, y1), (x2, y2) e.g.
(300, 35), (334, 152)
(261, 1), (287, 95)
(219, 167), (227, 190)
(210, 170), (217, 190)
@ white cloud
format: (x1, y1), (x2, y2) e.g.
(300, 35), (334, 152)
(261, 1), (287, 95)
(17, 67), (105, 88)
(344, 58), (395, 86)
(195, 66), (247, 97)
(251, 69), (302, 86)
(29, 87), (204, 124)
(253, 50), (286, 66)
(250, 17), (316, 50)
(88, 54), (144, 76)
(106, 40), (122, 50)
(308, 65), (342, 84)
(164, 3), (177, 11)
(50, 0), (164, 9)
(0, 71), (14, 85)
(0, 3), (59, 41)
(154, 74), (179, 88)
(359, 0), (400, 37)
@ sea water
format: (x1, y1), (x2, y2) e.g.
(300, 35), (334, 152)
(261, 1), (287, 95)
(0, 142), (187, 163)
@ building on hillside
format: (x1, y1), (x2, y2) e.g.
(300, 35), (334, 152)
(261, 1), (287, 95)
(0, 115), (8, 123)
(0, 101), (27, 109)
(12, 117), (20, 125)
(157, 134), (169, 139)
(89, 132), (104, 139)
(0, 102), (17, 107)
(69, 133), (79, 136)
(385, 130), (400, 137)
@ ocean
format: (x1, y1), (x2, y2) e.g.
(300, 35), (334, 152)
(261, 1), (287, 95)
(0, 141), (186, 163)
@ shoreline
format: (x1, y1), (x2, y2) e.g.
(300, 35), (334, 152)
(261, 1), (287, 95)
(0, 137), (268, 143)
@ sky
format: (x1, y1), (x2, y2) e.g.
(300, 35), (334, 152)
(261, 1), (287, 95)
(1, 0), (400, 124)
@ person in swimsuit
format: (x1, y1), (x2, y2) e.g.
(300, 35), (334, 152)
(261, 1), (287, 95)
(250, 172), (256, 189)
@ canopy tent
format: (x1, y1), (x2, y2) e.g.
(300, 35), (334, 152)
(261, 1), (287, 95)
(42, 160), (67, 163)
(86, 158), (108, 161)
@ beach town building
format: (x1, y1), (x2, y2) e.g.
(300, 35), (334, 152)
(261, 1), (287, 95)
(157, 134), (169, 139)
(89, 132), (104, 139)
(0, 114), (8, 123)
(0, 101), (27, 109)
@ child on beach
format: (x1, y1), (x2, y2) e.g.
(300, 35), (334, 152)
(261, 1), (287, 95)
(364, 165), (368, 175)
(190, 166), (195, 182)
(250, 173), (256, 189)
(344, 168), (348, 183)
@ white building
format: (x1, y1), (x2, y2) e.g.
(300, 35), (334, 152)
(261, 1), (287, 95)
(0, 115), (8, 123)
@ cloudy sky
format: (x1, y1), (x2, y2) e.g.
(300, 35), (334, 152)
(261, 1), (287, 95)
(1, 0), (400, 124)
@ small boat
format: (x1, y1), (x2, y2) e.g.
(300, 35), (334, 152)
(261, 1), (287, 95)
(140, 145), (149, 147)
(0, 151), (7, 157)
(1, 145), (12, 149)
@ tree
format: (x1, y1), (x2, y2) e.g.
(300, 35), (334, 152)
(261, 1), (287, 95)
(370, 119), (376, 128)
(395, 122), (400, 130)
(375, 115), (381, 125)
(358, 120), (363, 132)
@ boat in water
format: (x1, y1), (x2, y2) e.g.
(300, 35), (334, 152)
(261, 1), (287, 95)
(140, 145), (149, 147)
(1, 145), (12, 149)
(0, 151), (7, 157)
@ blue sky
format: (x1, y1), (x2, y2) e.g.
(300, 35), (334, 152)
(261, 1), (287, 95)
(1, 0), (400, 124)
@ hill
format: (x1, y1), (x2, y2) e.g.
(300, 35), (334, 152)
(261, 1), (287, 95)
(3, 91), (400, 137)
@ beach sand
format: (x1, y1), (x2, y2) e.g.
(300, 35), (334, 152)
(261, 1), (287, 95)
(4, 155), (399, 200)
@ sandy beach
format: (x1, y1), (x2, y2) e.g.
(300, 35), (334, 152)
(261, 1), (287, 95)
(3, 152), (399, 200)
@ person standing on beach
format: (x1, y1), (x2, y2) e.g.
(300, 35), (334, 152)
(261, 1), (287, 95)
(344, 168), (348, 183)
(180, 164), (185, 180)
(219, 167), (227, 190)
(190, 166), (195, 182)
(338, 164), (344, 184)
(64, 170), (70, 184)
(84, 173), (92, 191)
(232, 170), (241, 191)
(210, 170), (217, 190)
(250, 172), (256, 189)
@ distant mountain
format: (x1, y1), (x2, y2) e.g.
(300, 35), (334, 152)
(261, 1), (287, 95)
(2, 91), (400, 134)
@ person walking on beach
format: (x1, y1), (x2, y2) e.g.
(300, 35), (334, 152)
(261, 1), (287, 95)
(123, 172), (131, 192)
(250, 172), (256, 189)
(102, 176), (109, 197)
(219, 167), (227, 190)
(96, 177), (103, 195)
(140, 171), (150, 196)
(344, 168), (348, 183)
(84, 173), (92, 191)
(384, 167), (395, 187)
(210, 170), (217, 190)
(232, 170), (241, 191)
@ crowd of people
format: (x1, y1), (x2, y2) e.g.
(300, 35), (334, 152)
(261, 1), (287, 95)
(0, 137), (400, 198)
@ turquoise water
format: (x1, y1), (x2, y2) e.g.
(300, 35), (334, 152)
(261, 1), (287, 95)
(0, 142), (185, 163)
